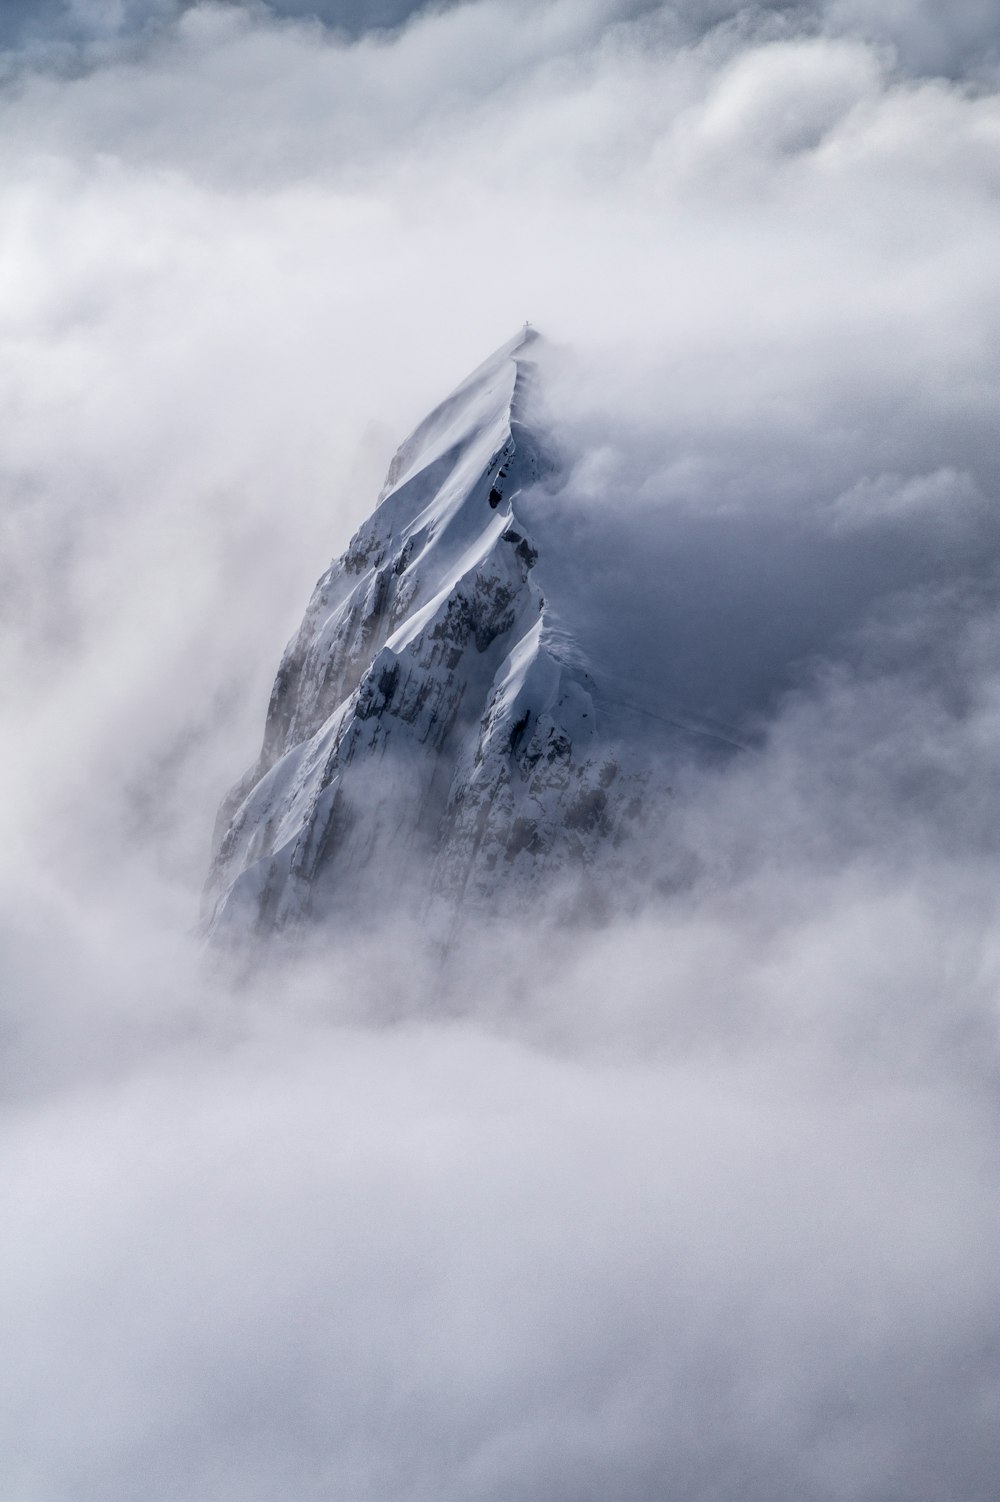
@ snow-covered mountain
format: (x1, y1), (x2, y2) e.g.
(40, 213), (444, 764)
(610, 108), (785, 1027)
(204, 329), (731, 943)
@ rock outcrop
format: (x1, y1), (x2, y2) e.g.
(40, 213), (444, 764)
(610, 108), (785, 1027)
(205, 330), (665, 943)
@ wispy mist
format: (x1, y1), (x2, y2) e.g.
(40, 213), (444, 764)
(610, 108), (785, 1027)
(2, 2), (999, 1498)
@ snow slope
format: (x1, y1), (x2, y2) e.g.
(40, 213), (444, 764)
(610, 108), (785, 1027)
(204, 329), (717, 942)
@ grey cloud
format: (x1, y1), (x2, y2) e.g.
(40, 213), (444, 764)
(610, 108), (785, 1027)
(824, 0), (1000, 81)
(3, 892), (1000, 1501)
(5, 0), (999, 84)
(1, 1), (1000, 1498)
(0, 0), (450, 57)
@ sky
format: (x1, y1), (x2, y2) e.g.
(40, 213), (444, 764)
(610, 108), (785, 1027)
(1, 2), (1000, 1498)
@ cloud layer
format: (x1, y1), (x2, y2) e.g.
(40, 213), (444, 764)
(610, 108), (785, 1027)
(2, 2), (999, 1498)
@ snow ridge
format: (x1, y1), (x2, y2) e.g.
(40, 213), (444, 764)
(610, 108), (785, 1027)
(205, 329), (647, 942)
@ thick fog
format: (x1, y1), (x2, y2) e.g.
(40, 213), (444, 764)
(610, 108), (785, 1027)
(2, 2), (1000, 1498)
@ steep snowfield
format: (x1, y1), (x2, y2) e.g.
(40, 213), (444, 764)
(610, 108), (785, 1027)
(204, 330), (717, 942)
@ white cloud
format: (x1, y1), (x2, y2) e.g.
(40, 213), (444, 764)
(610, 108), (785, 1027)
(2, 2), (1000, 1496)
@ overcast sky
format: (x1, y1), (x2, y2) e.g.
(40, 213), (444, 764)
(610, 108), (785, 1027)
(2, 3), (1000, 1499)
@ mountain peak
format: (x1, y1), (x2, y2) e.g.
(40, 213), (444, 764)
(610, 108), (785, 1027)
(374, 325), (546, 513)
(203, 334), (655, 945)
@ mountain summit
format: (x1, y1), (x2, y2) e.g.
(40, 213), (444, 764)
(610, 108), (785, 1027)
(204, 331), (691, 943)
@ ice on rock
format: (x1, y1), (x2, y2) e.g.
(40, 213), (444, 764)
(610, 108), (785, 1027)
(204, 329), (680, 943)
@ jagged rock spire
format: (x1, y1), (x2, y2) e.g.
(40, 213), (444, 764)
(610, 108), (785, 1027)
(204, 331), (646, 943)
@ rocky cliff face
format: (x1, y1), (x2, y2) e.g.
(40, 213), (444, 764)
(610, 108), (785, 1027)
(204, 330), (670, 944)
